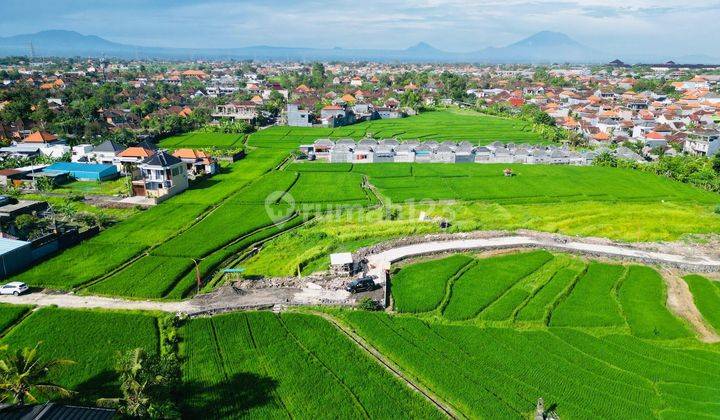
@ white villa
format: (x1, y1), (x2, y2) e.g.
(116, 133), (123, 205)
(298, 139), (641, 165)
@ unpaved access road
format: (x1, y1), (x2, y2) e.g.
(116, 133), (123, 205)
(1, 233), (719, 315)
(366, 235), (720, 283)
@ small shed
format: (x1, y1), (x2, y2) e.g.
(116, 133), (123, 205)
(44, 162), (119, 181)
(330, 252), (354, 275)
(0, 237), (33, 278)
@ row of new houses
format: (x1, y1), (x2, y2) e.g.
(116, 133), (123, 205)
(212, 101), (405, 128)
(299, 139), (643, 165)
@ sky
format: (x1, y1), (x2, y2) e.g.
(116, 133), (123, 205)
(1, 0), (719, 57)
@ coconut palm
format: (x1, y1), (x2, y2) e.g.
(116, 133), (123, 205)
(98, 348), (179, 418)
(0, 343), (75, 406)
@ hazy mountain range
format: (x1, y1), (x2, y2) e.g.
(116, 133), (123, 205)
(0, 29), (718, 64)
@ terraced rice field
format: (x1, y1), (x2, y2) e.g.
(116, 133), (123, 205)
(0, 307), (159, 403)
(359, 163), (718, 204)
(550, 262), (627, 327)
(683, 274), (720, 331)
(248, 110), (543, 149)
(11, 149), (291, 293)
(179, 311), (442, 419)
(392, 255), (473, 313)
(442, 251), (553, 320)
(158, 131), (244, 149)
(342, 310), (720, 419)
(391, 251), (695, 337)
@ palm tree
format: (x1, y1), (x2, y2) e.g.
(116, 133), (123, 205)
(98, 348), (179, 418)
(0, 343), (75, 406)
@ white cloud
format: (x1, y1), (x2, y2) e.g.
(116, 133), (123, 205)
(2, 0), (719, 56)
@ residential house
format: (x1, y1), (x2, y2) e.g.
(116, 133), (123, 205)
(115, 146), (155, 174)
(212, 101), (259, 122)
(320, 105), (356, 127)
(132, 151), (189, 202)
(71, 144), (94, 162)
(172, 148), (219, 177)
(684, 129), (720, 156)
(286, 104), (314, 127)
(88, 140), (124, 166)
(16, 131), (69, 158)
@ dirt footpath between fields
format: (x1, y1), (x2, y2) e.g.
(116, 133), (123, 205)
(661, 268), (720, 343)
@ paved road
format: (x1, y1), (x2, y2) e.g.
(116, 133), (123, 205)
(366, 235), (720, 283)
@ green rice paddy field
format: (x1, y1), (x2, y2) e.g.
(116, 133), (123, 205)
(10, 110), (720, 298)
(360, 251), (720, 418)
(158, 131), (244, 149)
(248, 110), (543, 149)
(3, 250), (720, 418)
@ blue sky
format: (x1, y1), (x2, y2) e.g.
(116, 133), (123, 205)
(1, 0), (719, 56)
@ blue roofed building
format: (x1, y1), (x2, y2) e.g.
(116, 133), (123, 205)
(43, 162), (120, 181)
(0, 237), (32, 278)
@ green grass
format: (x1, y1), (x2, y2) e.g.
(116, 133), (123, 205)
(230, 171), (298, 204)
(392, 255), (473, 313)
(12, 240), (148, 290)
(0, 304), (32, 334)
(286, 162), (353, 172)
(152, 204), (288, 258)
(179, 311), (442, 419)
(684, 275), (720, 332)
(165, 215), (306, 299)
(53, 177), (129, 196)
(0, 307), (159, 403)
(158, 131), (243, 149)
(442, 251), (553, 321)
(618, 266), (692, 339)
(342, 310), (720, 419)
(550, 262), (627, 327)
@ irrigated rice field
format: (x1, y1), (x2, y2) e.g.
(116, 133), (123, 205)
(179, 311), (443, 419)
(158, 131), (244, 149)
(248, 110), (543, 149)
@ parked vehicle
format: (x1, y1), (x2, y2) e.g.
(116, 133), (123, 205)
(0, 195), (18, 206)
(0, 282), (29, 296)
(345, 276), (376, 293)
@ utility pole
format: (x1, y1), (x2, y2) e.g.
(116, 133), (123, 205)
(191, 258), (201, 294)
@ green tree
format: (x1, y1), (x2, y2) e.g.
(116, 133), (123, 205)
(98, 348), (180, 418)
(310, 63), (326, 88)
(593, 151), (618, 168)
(712, 155), (720, 175)
(0, 343), (75, 406)
(30, 101), (55, 128)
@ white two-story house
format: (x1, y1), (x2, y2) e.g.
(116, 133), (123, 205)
(212, 101), (259, 122)
(132, 151), (189, 203)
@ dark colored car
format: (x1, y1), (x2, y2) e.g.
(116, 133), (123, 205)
(0, 195), (18, 206)
(345, 276), (376, 293)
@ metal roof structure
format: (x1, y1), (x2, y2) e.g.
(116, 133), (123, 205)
(0, 237), (31, 254)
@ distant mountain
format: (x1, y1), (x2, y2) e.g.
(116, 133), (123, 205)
(508, 31), (582, 49)
(2, 29), (714, 64)
(469, 31), (606, 63)
(0, 29), (130, 56)
(405, 42), (442, 54)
